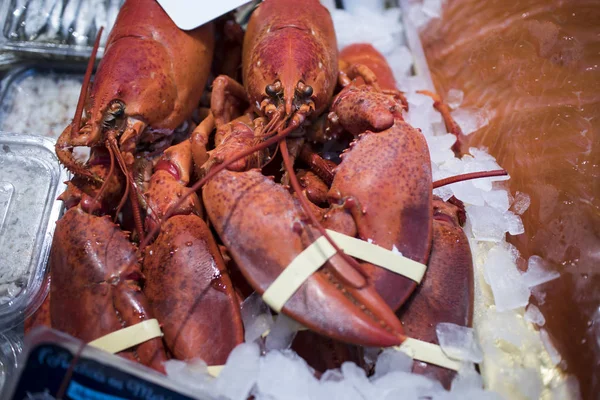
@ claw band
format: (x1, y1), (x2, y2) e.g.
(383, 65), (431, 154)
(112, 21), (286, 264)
(394, 338), (461, 371)
(88, 319), (163, 354)
(207, 365), (225, 377)
(262, 229), (427, 313)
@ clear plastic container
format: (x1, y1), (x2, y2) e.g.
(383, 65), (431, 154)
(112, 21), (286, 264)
(0, 64), (84, 140)
(0, 134), (67, 331)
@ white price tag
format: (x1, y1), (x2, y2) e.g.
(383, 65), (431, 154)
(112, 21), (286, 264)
(156, 0), (252, 31)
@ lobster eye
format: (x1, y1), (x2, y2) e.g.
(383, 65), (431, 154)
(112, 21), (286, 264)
(265, 84), (278, 97)
(108, 100), (124, 117)
(303, 85), (313, 97)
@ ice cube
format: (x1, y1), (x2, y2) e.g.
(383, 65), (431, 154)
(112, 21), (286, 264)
(427, 134), (457, 164)
(436, 323), (483, 363)
(450, 363), (483, 392)
(214, 343), (260, 400)
(531, 286), (547, 305)
(433, 186), (454, 202)
(422, 0), (442, 18)
(524, 304), (546, 326)
(522, 256), (560, 287)
(446, 89), (464, 109)
(241, 292), (274, 343)
(371, 370), (442, 399)
(550, 375), (581, 400)
(256, 350), (319, 399)
(466, 205), (507, 242)
(451, 108), (491, 136)
(386, 46), (414, 82)
(483, 245), (531, 311)
(482, 190), (510, 212)
(341, 362), (376, 398)
(265, 313), (303, 351)
(408, 4), (430, 28)
(373, 348), (413, 379)
(504, 211), (525, 236)
(319, 0), (337, 12)
(512, 191), (531, 215)
(451, 182), (485, 206)
(320, 368), (344, 382)
(164, 358), (214, 396)
(540, 329), (562, 366)
(514, 368), (543, 400)
(316, 380), (364, 400)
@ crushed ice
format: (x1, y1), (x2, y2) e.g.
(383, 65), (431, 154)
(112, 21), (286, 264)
(436, 323), (483, 363)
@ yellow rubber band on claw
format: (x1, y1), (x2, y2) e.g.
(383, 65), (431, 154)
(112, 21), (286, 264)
(394, 338), (461, 371)
(324, 230), (427, 283)
(262, 230), (427, 313)
(88, 319), (163, 354)
(263, 235), (337, 313)
(207, 365), (225, 377)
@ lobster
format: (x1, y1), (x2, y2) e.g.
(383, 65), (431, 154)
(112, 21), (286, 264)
(32, 0), (242, 372)
(171, 0), (409, 348)
(55, 0), (215, 241)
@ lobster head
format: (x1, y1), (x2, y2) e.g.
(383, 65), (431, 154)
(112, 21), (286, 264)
(242, 0), (338, 128)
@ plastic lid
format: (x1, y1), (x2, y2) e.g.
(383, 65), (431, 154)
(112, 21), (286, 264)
(0, 134), (66, 331)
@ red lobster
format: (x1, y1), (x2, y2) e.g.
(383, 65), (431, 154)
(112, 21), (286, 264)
(55, 0), (215, 241)
(31, 0), (245, 372)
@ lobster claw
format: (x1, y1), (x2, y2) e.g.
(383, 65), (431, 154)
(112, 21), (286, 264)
(203, 169), (405, 348)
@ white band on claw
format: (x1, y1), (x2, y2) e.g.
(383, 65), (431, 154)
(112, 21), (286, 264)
(88, 319), (163, 354)
(394, 338), (461, 371)
(262, 230), (427, 313)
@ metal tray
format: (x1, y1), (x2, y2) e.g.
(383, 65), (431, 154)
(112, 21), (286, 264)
(0, 0), (125, 61)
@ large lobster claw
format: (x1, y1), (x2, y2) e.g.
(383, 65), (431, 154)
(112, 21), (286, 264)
(50, 207), (168, 372)
(325, 85), (433, 312)
(203, 168), (405, 348)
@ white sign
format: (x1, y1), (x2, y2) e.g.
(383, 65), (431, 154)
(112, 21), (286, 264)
(156, 0), (252, 31)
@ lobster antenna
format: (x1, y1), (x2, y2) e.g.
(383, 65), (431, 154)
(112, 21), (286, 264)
(433, 169), (508, 188)
(280, 139), (368, 288)
(71, 27), (104, 136)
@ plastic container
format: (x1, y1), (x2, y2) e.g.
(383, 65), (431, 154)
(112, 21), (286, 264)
(0, 134), (66, 331)
(0, 0), (125, 61)
(0, 64), (84, 140)
(2, 327), (203, 399)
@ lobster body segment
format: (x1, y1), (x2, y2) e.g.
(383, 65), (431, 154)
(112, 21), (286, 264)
(242, 0), (338, 120)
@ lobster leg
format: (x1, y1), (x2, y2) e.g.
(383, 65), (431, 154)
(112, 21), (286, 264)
(211, 75), (249, 127)
(142, 140), (244, 363)
(416, 90), (464, 155)
(396, 198), (474, 388)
